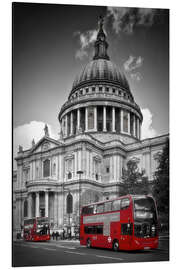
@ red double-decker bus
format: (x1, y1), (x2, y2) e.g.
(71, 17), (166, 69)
(23, 217), (50, 241)
(80, 195), (158, 251)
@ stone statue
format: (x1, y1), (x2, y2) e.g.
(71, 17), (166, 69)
(98, 15), (104, 29)
(18, 145), (23, 152)
(32, 139), (35, 147)
(44, 124), (49, 137)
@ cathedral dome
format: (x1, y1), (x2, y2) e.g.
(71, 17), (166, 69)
(71, 58), (130, 95)
(59, 16), (142, 144)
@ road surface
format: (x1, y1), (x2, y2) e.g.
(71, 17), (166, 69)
(12, 235), (169, 267)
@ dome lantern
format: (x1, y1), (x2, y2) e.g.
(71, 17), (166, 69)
(93, 16), (110, 61)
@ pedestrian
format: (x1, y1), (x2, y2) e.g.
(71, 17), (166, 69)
(68, 230), (71, 240)
(55, 231), (59, 241)
(52, 231), (55, 240)
(62, 228), (65, 240)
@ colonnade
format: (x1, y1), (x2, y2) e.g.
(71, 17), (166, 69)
(27, 191), (55, 219)
(61, 106), (141, 139)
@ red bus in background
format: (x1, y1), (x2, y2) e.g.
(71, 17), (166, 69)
(80, 195), (158, 251)
(23, 217), (50, 241)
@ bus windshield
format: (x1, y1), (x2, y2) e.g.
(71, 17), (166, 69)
(134, 197), (157, 223)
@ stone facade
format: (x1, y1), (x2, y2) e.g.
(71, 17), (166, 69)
(13, 18), (169, 235)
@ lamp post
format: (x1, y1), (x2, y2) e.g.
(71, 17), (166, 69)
(77, 170), (83, 235)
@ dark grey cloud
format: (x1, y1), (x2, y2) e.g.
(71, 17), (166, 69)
(107, 7), (158, 34)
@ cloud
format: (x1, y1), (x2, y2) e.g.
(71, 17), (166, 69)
(141, 108), (157, 139)
(74, 29), (97, 60)
(124, 55), (144, 72)
(130, 72), (143, 81)
(13, 121), (58, 169)
(124, 55), (144, 81)
(107, 7), (156, 34)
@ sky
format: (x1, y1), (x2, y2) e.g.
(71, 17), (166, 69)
(13, 3), (169, 158)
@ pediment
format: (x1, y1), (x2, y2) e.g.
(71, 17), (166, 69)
(30, 136), (61, 154)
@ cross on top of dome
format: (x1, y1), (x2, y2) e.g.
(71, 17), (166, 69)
(93, 16), (110, 61)
(98, 15), (104, 31)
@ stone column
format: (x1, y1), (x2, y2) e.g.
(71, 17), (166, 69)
(77, 109), (80, 132)
(85, 107), (88, 132)
(86, 150), (90, 178)
(113, 156), (117, 180)
(103, 106), (107, 131)
(121, 109), (124, 132)
(112, 107), (116, 132)
(89, 151), (92, 179)
(74, 151), (77, 179)
(35, 192), (40, 217)
(78, 150), (82, 171)
(28, 193), (32, 218)
(94, 106), (97, 131)
(116, 155), (120, 181)
(57, 192), (62, 227)
(139, 121), (141, 140)
(54, 192), (58, 227)
(128, 112), (130, 134)
(70, 112), (73, 135)
(110, 157), (113, 182)
(45, 191), (49, 218)
(133, 114), (136, 137)
(137, 118), (140, 139)
(65, 114), (68, 137)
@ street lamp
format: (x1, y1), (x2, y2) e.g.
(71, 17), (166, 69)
(77, 170), (83, 234)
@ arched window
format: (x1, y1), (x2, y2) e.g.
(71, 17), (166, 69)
(66, 193), (73, 214)
(43, 159), (50, 177)
(53, 163), (56, 176)
(24, 200), (28, 217)
(68, 171), (72, 179)
(94, 194), (99, 202)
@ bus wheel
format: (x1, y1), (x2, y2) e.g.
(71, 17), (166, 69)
(86, 238), (91, 248)
(112, 240), (119, 251)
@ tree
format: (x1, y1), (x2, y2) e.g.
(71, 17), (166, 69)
(152, 139), (169, 224)
(122, 159), (149, 195)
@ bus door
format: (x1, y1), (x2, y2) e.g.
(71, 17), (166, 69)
(120, 222), (133, 249)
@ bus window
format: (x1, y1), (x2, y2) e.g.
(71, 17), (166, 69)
(84, 226), (94, 234)
(84, 225), (103, 234)
(104, 201), (112, 212)
(96, 225), (103, 234)
(121, 223), (133, 235)
(112, 199), (121, 211)
(121, 198), (130, 210)
(96, 204), (104, 213)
